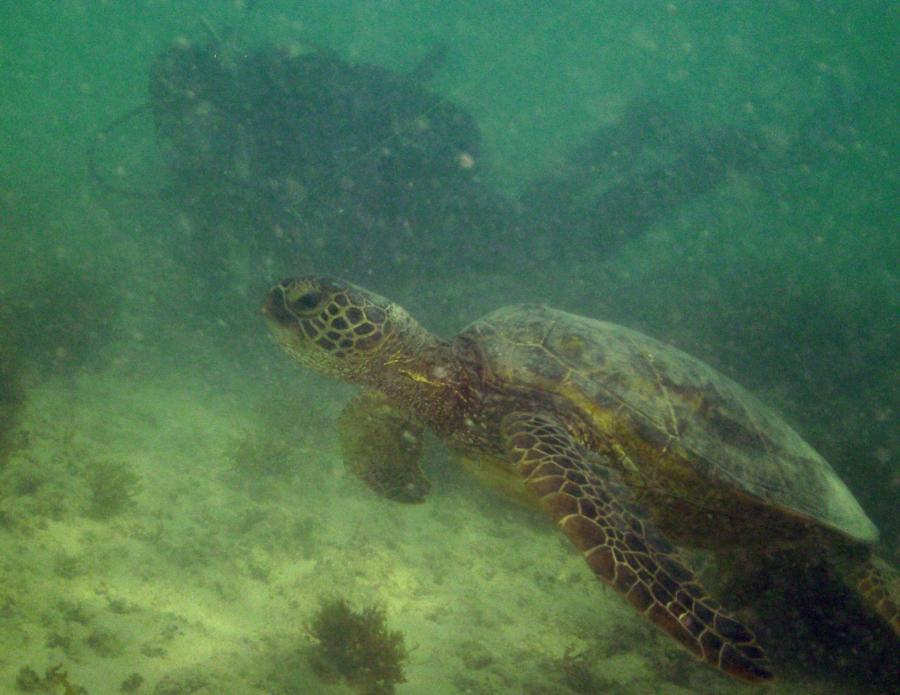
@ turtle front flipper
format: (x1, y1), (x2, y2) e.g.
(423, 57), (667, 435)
(501, 411), (772, 683)
(843, 554), (900, 635)
(339, 391), (431, 503)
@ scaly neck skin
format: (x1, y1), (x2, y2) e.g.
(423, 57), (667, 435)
(359, 324), (470, 432)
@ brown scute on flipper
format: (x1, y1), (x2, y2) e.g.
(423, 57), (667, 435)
(339, 391), (430, 503)
(847, 555), (900, 635)
(501, 411), (773, 683)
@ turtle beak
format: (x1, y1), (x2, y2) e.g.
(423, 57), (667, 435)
(262, 284), (291, 325)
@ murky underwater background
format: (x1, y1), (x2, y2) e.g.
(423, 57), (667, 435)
(0, 1), (897, 693)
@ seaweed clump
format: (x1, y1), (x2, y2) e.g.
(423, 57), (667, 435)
(308, 597), (408, 695)
(83, 459), (141, 520)
(15, 664), (87, 694)
(0, 346), (25, 468)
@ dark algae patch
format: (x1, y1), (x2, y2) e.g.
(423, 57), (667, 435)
(14, 664), (87, 694)
(308, 597), (408, 695)
(0, 347), (25, 468)
(83, 458), (141, 520)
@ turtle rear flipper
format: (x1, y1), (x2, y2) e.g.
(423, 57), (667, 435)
(501, 411), (773, 683)
(340, 391), (431, 503)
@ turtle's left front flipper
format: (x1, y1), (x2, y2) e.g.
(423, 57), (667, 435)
(501, 411), (772, 683)
(843, 554), (900, 635)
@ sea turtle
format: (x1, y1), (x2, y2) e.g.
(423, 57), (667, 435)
(263, 276), (899, 683)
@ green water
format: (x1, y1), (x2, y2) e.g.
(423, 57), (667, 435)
(0, 2), (897, 693)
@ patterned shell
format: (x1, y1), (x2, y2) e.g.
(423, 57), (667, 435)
(462, 304), (878, 544)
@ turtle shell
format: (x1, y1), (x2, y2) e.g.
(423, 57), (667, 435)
(461, 304), (878, 544)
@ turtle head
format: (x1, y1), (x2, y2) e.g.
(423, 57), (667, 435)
(263, 276), (404, 382)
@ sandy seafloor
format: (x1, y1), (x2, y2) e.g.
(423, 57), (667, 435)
(0, 267), (878, 695)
